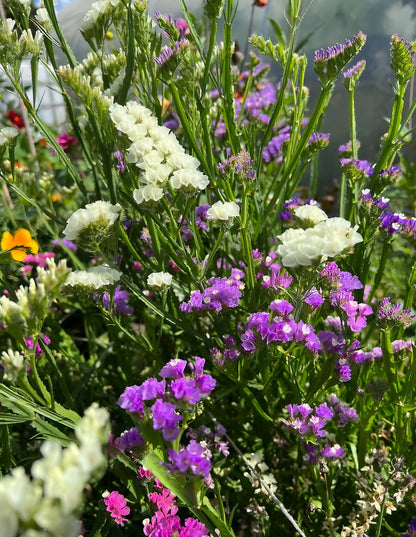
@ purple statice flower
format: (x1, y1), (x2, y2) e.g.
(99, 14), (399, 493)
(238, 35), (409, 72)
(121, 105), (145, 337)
(159, 358), (188, 379)
(379, 212), (416, 239)
(52, 238), (78, 251)
(151, 399), (183, 441)
(391, 339), (413, 353)
(217, 149), (256, 181)
(306, 132), (330, 146)
(343, 59), (366, 80)
(154, 42), (181, 68)
(269, 299), (294, 317)
(340, 157), (374, 176)
(304, 289), (324, 310)
(379, 165), (402, 184)
(320, 444), (344, 458)
(378, 297), (415, 328)
(165, 440), (211, 478)
(336, 359), (352, 382)
(115, 427), (145, 451)
(169, 377), (202, 404)
(265, 319), (297, 344)
(114, 151), (126, 172)
(333, 401), (358, 428)
(103, 490), (130, 526)
(180, 275), (244, 313)
(263, 126), (291, 163)
(102, 286), (133, 315)
(258, 263), (293, 291)
(338, 139), (361, 157)
(314, 32), (367, 84)
(118, 385), (145, 416)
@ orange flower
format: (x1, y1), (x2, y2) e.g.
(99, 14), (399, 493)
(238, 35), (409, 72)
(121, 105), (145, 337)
(1, 228), (39, 261)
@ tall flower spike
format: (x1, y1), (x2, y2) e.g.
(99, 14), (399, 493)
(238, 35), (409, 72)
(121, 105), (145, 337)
(390, 34), (416, 85)
(314, 32), (367, 86)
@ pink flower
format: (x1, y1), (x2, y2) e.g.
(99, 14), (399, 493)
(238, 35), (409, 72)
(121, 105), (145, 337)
(56, 133), (77, 152)
(103, 491), (130, 526)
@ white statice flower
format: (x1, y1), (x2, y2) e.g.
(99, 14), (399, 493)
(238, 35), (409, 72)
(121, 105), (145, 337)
(169, 168), (209, 195)
(316, 217), (363, 256)
(141, 163), (172, 186)
(64, 265), (121, 290)
(166, 152), (199, 171)
(1, 349), (25, 382)
(0, 127), (19, 146)
(0, 295), (25, 328)
(19, 29), (43, 55)
(133, 185), (164, 206)
(147, 271), (172, 290)
(207, 201), (240, 227)
(35, 7), (52, 30)
(62, 200), (122, 246)
(135, 149), (164, 170)
(277, 216), (363, 267)
(293, 204), (328, 226)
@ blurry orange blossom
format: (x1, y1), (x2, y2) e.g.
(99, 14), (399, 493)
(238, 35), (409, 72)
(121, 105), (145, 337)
(1, 228), (39, 261)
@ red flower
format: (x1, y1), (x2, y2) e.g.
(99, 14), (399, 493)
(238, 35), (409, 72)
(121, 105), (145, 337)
(7, 110), (25, 129)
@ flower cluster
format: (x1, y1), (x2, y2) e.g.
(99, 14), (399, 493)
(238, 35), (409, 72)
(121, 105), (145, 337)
(314, 32), (367, 85)
(143, 480), (210, 537)
(284, 395), (358, 459)
(109, 101), (209, 202)
(0, 404), (109, 537)
(103, 490), (130, 526)
(118, 357), (216, 441)
(62, 200), (122, 249)
(276, 216), (363, 267)
(180, 273), (244, 313)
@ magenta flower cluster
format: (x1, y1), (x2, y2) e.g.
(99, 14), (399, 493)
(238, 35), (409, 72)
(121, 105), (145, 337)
(118, 357), (216, 441)
(103, 490), (130, 526)
(143, 480), (209, 537)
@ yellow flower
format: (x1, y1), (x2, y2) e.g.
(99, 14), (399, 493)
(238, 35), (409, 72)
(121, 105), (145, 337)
(1, 228), (39, 261)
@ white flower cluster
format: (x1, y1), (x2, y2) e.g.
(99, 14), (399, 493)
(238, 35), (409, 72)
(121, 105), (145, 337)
(0, 127), (19, 147)
(293, 204), (328, 226)
(207, 200), (240, 227)
(63, 200), (122, 248)
(109, 101), (209, 203)
(0, 259), (70, 334)
(1, 349), (24, 383)
(0, 403), (109, 537)
(147, 271), (172, 290)
(64, 265), (122, 291)
(277, 216), (363, 267)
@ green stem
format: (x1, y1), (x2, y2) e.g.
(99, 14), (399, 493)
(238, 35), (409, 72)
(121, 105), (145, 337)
(370, 83), (406, 191)
(221, 0), (239, 155)
(368, 238), (391, 302)
(169, 82), (214, 183)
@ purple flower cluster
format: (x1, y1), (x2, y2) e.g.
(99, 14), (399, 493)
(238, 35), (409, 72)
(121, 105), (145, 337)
(378, 297), (415, 328)
(314, 32), (367, 84)
(195, 204), (210, 232)
(262, 125), (290, 163)
(256, 253), (293, 290)
(180, 274), (244, 313)
(340, 157), (374, 177)
(240, 309), (321, 354)
(284, 395), (358, 460)
(379, 212), (416, 239)
(118, 357), (216, 441)
(165, 440), (211, 478)
(217, 149), (256, 180)
(343, 59), (366, 80)
(101, 285), (133, 315)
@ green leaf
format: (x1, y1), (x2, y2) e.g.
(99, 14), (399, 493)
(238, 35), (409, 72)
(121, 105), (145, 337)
(268, 18), (286, 47)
